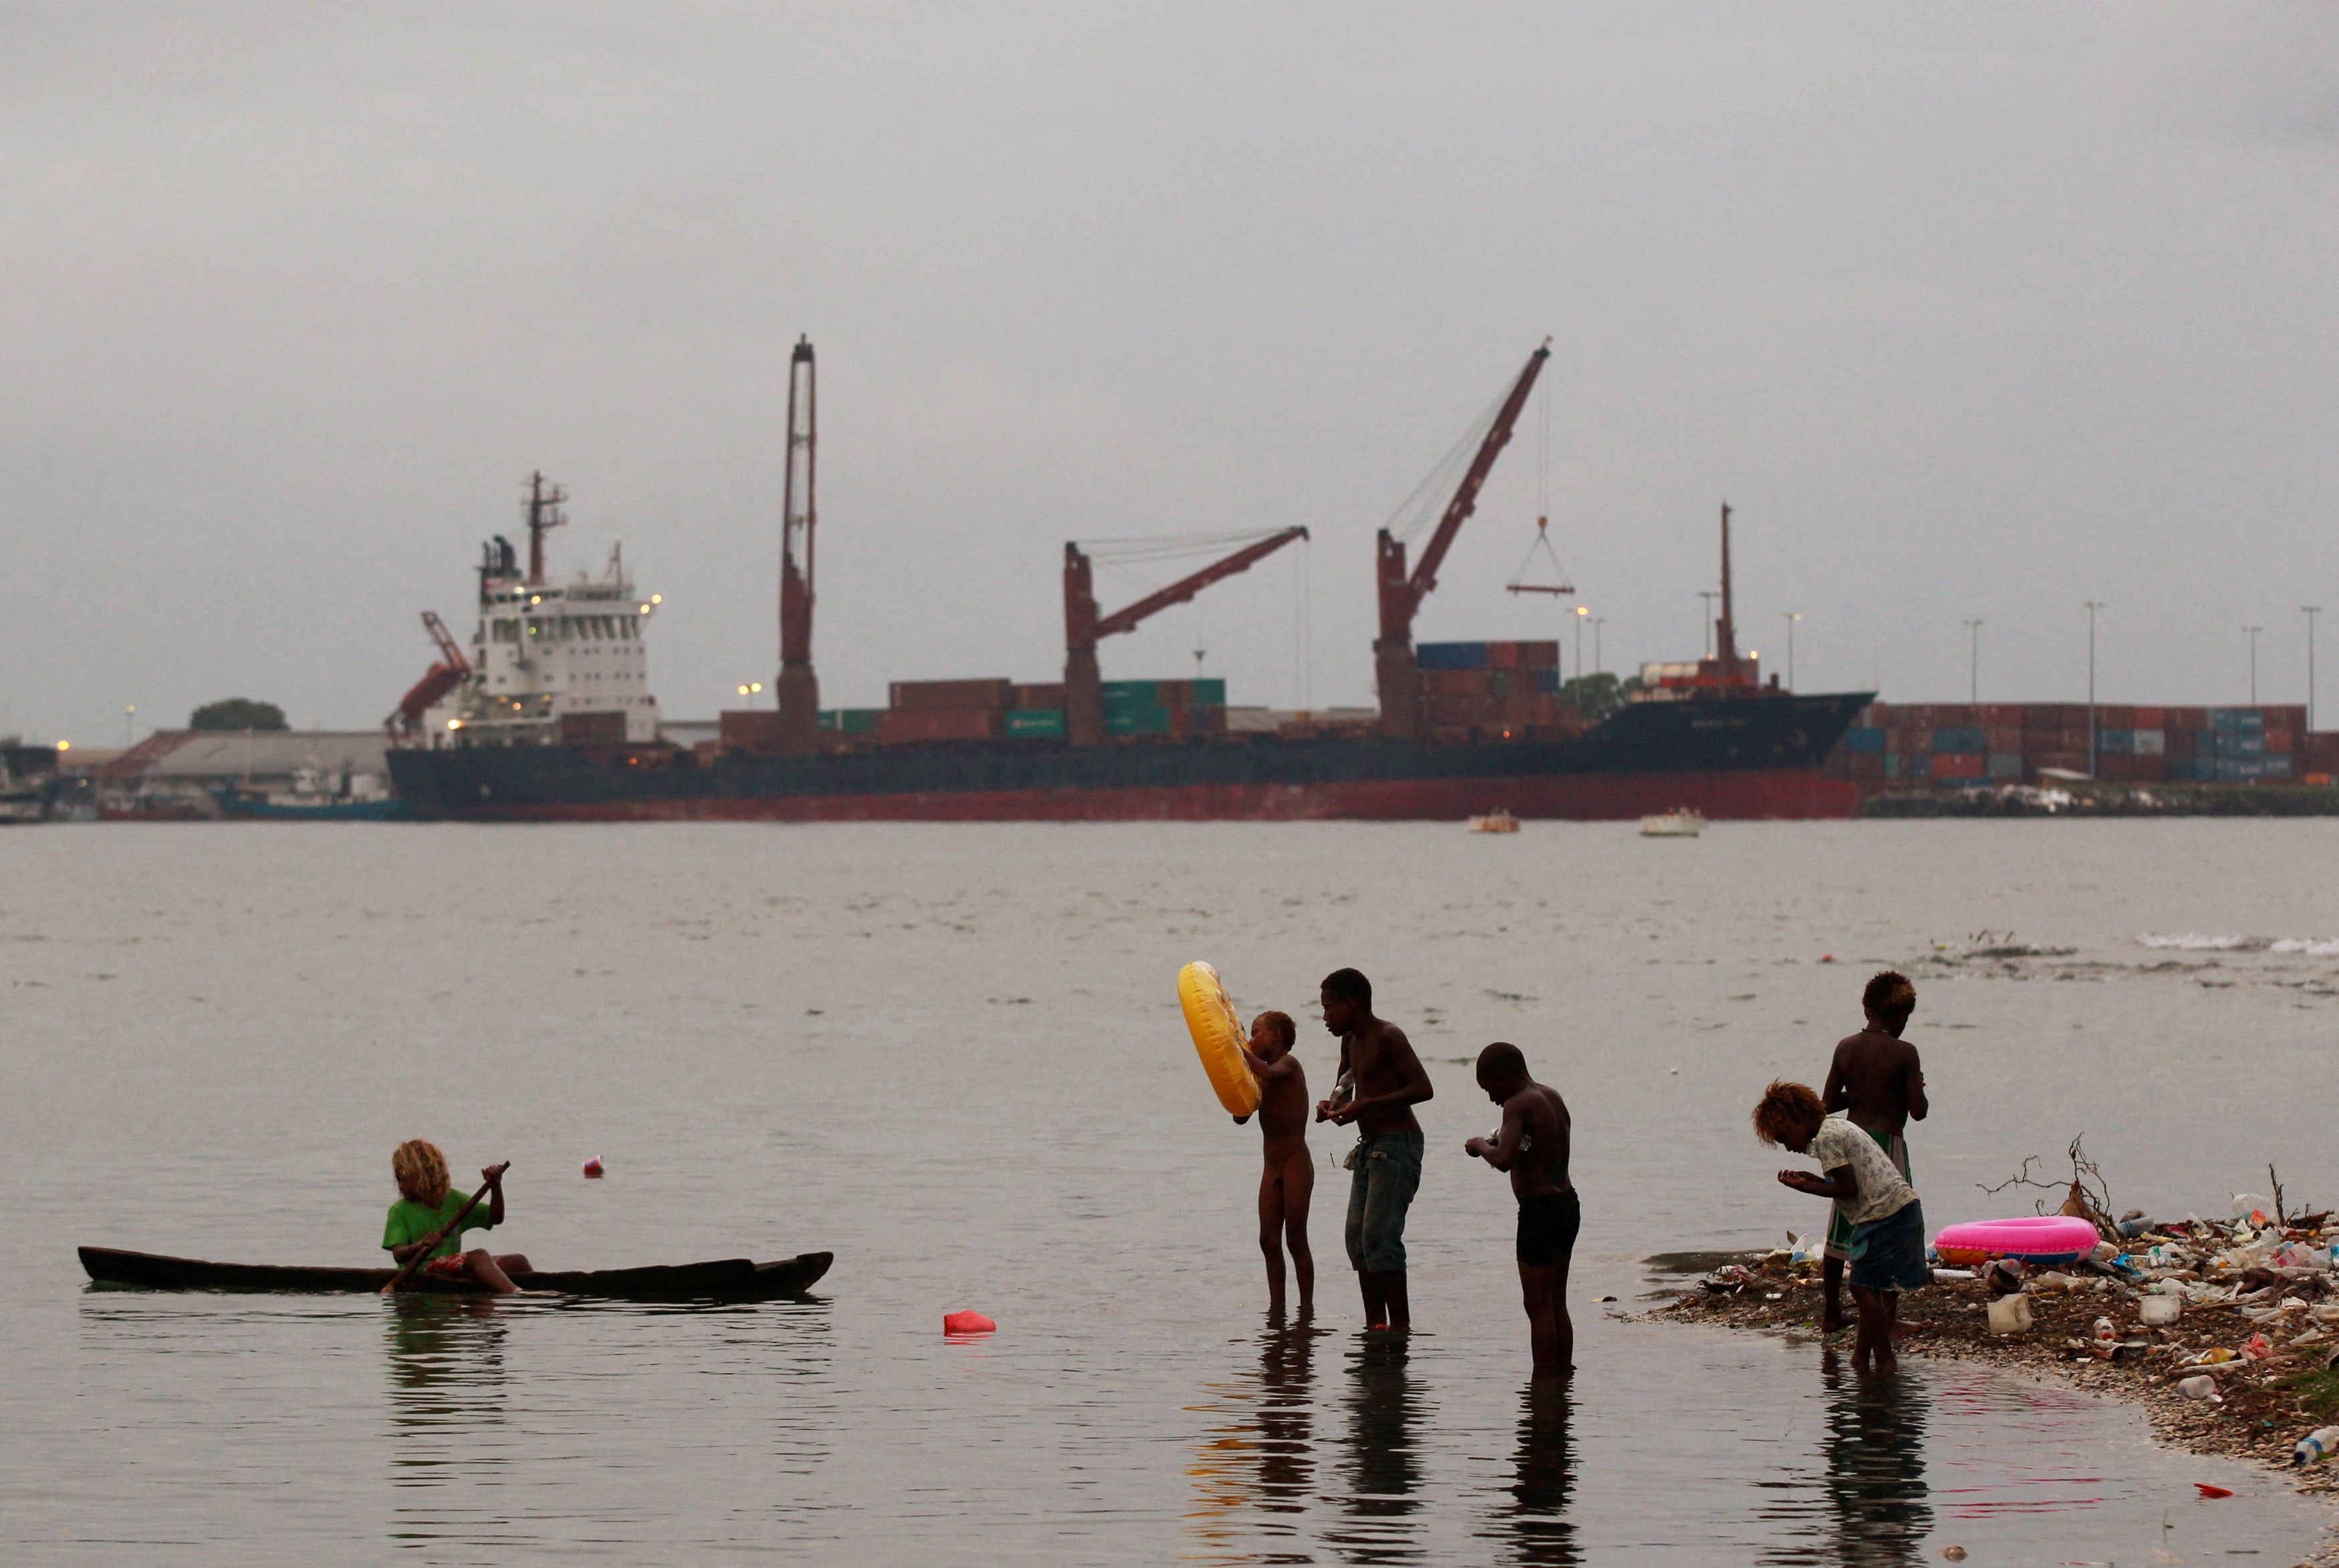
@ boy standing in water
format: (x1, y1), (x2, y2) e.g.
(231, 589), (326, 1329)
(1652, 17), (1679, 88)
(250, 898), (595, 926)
(384, 1139), (531, 1294)
(1464, 1042), (1576, 1379)
(1818, 971), (1927, 1334)
(1238, 1010), (1314, 1313)
(1754, 1080), (1927, 1372)
(1315, 967), (1433, 1332)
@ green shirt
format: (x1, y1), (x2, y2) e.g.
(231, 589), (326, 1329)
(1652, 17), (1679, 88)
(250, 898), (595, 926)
(382, 1189), (495, 1261)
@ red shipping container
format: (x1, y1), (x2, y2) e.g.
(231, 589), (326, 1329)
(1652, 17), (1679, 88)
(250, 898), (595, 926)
(1422, 667), (1499, 695)
(1512, 641), (1560, 669)
(1933, 752), (1985, 778)
(1986, 726), (2022, 751)
(1011, 683), (1066, 710)
(877, 707), (1004, 743)
(889, 679), (1013, 712)
(720, 709), (779, 747)
(1486, 642), (1520, 669)
(2132, 706), (2165, 727)
(1850, 752), (1887, 780)
(2268, 728), (2294, 753)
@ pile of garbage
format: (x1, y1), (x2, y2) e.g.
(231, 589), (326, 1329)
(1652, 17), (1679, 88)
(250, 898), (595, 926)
(1670, 1195), (2339, 1475)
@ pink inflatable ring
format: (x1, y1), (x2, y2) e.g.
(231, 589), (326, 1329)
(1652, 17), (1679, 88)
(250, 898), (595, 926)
(1934, 1215), (2101, 1267)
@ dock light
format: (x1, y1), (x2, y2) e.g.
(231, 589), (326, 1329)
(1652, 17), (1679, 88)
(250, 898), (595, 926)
(446, 719), (463, 731)
(751, 682), (763, 693)
(531, 595), (542, 605)
(638, 604), (651, 615)
(56, 740), (70, 751)
(650, 594), (662, 605)
(737, 685), (750, 696)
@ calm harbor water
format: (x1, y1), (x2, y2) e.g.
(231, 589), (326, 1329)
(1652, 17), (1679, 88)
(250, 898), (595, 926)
(5, 820), (2337, 1563)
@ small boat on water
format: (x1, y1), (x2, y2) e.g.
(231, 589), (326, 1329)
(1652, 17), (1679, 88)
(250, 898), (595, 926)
(1468, 807), (1520, 834)
(1638, 808), (1706, 838)
(80, 1245), (831, 1302)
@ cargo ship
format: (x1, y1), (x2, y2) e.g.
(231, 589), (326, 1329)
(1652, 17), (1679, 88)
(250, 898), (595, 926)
(388, 339), (1870, 822)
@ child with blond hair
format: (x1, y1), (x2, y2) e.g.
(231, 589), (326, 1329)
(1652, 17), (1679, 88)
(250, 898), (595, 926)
(384, 1139), (529, 1293)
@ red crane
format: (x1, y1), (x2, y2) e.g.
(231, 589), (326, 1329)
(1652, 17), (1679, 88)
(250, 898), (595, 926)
(384, 611), (472, 741)
(1373, 340), (1550, 739)
(775, 335), (821, 755)
(1063, 527), (1309, 745)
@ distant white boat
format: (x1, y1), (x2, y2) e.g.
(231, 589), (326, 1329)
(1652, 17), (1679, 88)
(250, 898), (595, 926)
(1639, 808), (1705, 838)
(1468, 807), (1520, 834)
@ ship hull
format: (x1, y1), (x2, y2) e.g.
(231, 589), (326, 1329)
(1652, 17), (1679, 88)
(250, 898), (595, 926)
(390, 691), (1871, 823)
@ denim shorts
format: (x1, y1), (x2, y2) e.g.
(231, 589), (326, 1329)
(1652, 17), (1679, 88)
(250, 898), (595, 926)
(1344, 1128), (1425, 1273)
(1848, 1199), (1929, 1293)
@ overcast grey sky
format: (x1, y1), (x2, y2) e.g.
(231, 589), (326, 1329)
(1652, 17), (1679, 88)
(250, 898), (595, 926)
(5, 5), (2336, 744)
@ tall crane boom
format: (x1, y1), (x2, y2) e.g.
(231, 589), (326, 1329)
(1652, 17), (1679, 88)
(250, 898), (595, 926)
(775, 335), (821, 754)
(1063, 527), (1309, 746)
(1374, 339), (1550, 739)
(385, 611), (474, 741)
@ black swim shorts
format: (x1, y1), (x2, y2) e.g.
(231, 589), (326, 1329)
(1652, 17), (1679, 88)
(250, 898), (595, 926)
(1516, 1189), (1580, 1270)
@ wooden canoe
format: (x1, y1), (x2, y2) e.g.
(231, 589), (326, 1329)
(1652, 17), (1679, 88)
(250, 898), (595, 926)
(80, 1245), (831, 1301)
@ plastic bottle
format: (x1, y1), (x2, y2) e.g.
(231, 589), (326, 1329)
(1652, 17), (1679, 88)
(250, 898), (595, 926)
(2294, 1427), (2339, 1466)
(2177, 1375), (2220, 1402)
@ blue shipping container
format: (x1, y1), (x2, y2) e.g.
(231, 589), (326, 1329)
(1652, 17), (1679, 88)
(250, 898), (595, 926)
(2098, 728), (2134, 754)
(2215, 758), (2266, 781)
(2215, 733), (2267, 758)
(1930, 727), (1985, 754)
(2265, 754), (2294, 778)
(1417, 642), (1489, 671)
(1844, 727), (1886, 753)
(2211, 708), (2267, 732)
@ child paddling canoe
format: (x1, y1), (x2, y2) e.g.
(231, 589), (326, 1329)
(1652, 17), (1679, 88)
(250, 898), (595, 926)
(384, 1140), (531, 1294)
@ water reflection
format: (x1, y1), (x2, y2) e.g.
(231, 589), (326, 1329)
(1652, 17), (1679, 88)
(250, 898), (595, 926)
(1772, 1350), (1931, 1567)
(382, 1296), (511, 1547)
(1322, 1334), (1423, 1565)
(1186, 1310), (1321, 1561)
(1478, 1379), (1576, 1567)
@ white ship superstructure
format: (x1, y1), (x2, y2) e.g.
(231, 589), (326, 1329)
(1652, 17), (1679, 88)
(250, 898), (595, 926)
(421, 474), (662, 747)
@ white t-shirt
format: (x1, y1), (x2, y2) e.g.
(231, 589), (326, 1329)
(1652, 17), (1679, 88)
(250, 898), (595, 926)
(1810, 1114), (1916, 1226)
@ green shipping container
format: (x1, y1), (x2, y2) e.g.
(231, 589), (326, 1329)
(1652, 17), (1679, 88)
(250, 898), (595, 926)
(1104, 708), (1174, 736)
(837, 708), (882, 735)
(1005, 708), (1066, 738)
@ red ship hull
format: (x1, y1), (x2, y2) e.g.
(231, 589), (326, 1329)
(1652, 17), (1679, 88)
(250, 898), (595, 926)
(434, 766), (1857, 823)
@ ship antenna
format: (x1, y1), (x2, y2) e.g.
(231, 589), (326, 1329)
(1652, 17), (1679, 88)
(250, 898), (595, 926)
(525, 470), (569, 586)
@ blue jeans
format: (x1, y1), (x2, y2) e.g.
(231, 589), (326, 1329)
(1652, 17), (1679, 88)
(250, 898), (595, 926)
(1344, 1129), (1424, 1273)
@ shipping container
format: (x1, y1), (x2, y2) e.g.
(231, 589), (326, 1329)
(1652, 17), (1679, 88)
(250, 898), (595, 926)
(559, 710), (628, 744)
(1509, 641), (1561, 669)
(2265, 754), (2294, 778)
(2215, 732), (2267, 758)
(2267, 728), (2294, 754)
(878, 707), (1004, 743)
(2132, 729), (2165, 756)
(720, 709), (779, 746)
(2215, 758), (2267, 782)
(1985, 727), (2022, 752)
(1422, 667), (1500, 695)
(2211, 708), (2266, 732)
(1844, 727), (1885, 753)
(1534, 668), (1563, 695)
(1011, 683), (1067, 711)
(1851, 752), (1887, 780)
(2098, 729), (2133, 754)
(891, 678), (1014, 712)
(1885, 754), (1903, 780)
(1987, 753), (2022, 780)
(2132, 706), (2165, 728)
(1004, 708), (1067, 738)
(1930, 728), (1985, 754)
(1416, 642), (1489, 671)
(1933, 752), (1984, 778)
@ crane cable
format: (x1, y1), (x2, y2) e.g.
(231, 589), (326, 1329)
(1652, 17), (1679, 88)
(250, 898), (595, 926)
(1379, 371), (1514, 546)
(1507, 371), (1574, 595)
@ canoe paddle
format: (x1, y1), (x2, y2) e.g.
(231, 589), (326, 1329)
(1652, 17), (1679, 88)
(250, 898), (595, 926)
(380, 1161), (509, 1296)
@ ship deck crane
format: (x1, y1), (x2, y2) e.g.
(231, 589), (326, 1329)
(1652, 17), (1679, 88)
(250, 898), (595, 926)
(1063, 527), (1309, 745)
(1374, 339), (1550, 739)
(385, 611), (472, 740)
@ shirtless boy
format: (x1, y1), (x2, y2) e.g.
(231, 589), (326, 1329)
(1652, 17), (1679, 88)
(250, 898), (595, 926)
(1818, 971), (1927, 1333)
(1238, 1009), (1314, 1313)
(1464, 1042), (1576, 1378)
(1314, 967), (1433, 1331)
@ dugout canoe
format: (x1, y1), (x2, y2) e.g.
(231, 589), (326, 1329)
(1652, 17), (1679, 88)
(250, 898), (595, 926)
(80, 1246), (831, 1301)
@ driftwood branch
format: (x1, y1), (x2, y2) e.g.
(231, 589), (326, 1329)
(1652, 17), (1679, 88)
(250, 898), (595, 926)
(1977, 1134), (2117, 1241)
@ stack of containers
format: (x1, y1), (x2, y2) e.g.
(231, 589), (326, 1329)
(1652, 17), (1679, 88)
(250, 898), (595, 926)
(817, 708), (883, 737)
(1004, 682), (1069, 740)
(1417, 641), (1563, 740)
(881, 679), (1013, 744)
(2207, 708), (2267, 782)
(1102, 678), (1227, 739)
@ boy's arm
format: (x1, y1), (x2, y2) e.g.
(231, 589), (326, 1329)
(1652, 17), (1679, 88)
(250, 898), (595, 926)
(1904, 1045), (1929, 1121)
(1467, 1098), (1526, 1168)
(1821, 1042), (1849, 1113)
(1239, 1046), (1300, 1082)
(483, 1166), (507, 1227)
(1778, 1163), (1857, 1200)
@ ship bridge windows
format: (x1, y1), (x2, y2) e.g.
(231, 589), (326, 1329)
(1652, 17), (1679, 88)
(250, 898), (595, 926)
(493, 619), (520, 642)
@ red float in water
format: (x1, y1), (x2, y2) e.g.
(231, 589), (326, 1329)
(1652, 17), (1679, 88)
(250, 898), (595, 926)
(581, 1156), (605, 1178)
(944, 1309), (996, 1336)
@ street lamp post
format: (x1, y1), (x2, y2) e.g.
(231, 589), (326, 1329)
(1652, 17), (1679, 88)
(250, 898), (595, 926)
(2305, 607), (2322, 732)
(1780, 612), (1800, 690)
(2084, 602), (2106, 776)
(1963, 619), (1983, 705)
(1593, 617), (1607, 677)
(1573, 605), (1589, 686)
(123, 704), (136, 748)
(2244, 626), (2263, 705)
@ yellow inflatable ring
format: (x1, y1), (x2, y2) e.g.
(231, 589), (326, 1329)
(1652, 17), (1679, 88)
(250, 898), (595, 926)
(1178, 960), (1260, 1118)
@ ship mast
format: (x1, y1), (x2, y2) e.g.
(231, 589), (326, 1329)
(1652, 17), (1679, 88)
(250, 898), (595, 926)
(775, 335), (821, 754)
(1715, 500), (1739, 681)
(525, 471), (568, 587)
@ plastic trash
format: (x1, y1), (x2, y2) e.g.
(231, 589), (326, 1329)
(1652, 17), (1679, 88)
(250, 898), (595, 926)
(2293, 1426), (2339, 1466)
(2118, 1215), (2155, 1238)
(943, 1309), (996, 1336)
(1930, 1268), (1977, 1283)
(2177, 1375), (2221, 1402)
(1987, 1295), (2034, 1335)
(2139, 1295), (2181, 1327)
(2091, 1315), (2117, 1344)
(2233, 1193), (2271, 1221)
(1786, 1233), (1822, 1265)
(2196, 1482), (2235, 1499)
(1984, 1258), (2027, 1297)
(2241, 1331), (2275, 1361)
(581, 1156), (605, 1178)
